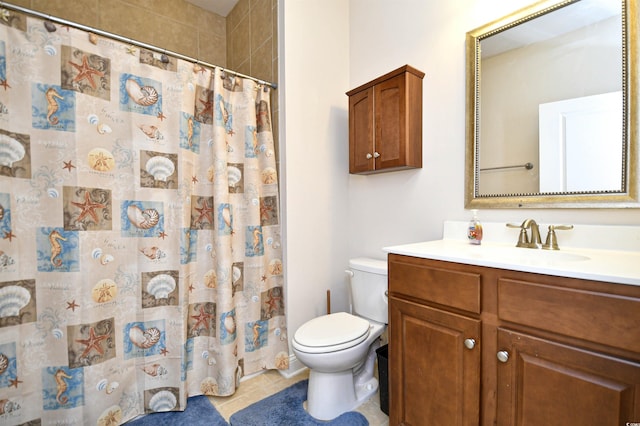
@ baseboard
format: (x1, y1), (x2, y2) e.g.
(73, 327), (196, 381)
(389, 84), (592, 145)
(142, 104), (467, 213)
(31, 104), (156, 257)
(278, 353), (308, 379)
(240, 368), (265, 383)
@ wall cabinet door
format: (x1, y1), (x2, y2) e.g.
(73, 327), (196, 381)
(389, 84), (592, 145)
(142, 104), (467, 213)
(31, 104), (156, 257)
(374, 74), (406, 170)
(496, 328), (640, 425)
(389, 296), (481, 426)
(348, 87), (374, 173)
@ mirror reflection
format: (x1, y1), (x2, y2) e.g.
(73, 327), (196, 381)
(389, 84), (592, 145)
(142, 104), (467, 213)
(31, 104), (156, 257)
(465, 0), (639, 208)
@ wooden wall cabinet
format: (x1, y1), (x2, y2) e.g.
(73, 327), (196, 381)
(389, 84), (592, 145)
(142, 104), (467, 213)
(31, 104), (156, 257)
(346, 65), (424, 174)
(388, 253), (640, 426)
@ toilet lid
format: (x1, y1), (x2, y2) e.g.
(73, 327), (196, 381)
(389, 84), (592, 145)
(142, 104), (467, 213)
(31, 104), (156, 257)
(293, 312), (370, 353)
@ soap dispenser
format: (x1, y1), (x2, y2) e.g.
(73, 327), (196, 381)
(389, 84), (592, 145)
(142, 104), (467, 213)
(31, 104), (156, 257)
(467, 209), (483, 245)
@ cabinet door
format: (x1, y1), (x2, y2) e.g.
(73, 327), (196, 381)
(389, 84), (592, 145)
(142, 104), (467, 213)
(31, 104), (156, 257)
(497, 328), (640, 425)
(348, 87), (374, 173)
(389, 296), (481, 426)
(374, 74), (406, 170)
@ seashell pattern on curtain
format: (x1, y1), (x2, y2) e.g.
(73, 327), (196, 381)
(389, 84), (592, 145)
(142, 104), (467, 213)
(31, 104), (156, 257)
(0, 8), (288, 425)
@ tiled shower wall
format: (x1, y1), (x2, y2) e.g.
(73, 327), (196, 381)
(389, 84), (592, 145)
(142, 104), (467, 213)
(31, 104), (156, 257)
(226, 0), (279, 161)
(8, 0), (227, 66)
(7, 0), (280, 170)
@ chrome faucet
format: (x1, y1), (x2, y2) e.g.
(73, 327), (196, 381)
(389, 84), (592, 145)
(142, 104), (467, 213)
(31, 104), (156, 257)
(507, 219), (542, 248)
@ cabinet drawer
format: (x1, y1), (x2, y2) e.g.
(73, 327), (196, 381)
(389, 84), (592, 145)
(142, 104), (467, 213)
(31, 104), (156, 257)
(498, 278), (640, 353)
(389, 257), (481, 314)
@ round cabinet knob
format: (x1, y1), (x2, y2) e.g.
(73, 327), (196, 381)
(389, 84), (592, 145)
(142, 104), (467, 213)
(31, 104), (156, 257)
(366, 153), (373, 159)
(497, 350), (510, 363)
(464, 338), (476, 350)
(373, 152), (381, 158)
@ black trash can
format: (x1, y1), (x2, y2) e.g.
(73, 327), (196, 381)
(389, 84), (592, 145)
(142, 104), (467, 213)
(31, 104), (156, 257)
(376, 344), (389, 415)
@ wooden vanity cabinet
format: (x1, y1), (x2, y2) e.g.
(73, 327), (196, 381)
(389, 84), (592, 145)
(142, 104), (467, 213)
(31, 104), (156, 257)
(496, 329), (640, 425)
(389, 298), (481, 425)
(388, 253), (640, 426)
(388, 254), (482, 425)
(346, 65), (424, 174)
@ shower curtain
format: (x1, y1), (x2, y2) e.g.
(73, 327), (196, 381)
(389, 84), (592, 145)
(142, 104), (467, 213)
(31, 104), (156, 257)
(0, 8), (288, 425)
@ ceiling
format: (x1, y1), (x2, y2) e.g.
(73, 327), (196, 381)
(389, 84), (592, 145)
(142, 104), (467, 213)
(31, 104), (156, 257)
(481, 0), (621, 57)
(185, 0), (239, 17)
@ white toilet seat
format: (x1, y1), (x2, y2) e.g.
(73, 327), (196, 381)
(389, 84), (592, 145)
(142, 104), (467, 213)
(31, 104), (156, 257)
(293, 312), (370, 354)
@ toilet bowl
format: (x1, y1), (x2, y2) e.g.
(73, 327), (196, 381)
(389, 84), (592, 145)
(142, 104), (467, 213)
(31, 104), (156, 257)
(292, 258), (388, 421)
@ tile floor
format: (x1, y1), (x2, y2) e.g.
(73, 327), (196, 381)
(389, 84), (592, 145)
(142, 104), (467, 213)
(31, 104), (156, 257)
(207, 367), (390, 426)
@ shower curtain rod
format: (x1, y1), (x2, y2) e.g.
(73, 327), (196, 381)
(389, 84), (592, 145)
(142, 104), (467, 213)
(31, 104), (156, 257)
(0, 1), (277, 89)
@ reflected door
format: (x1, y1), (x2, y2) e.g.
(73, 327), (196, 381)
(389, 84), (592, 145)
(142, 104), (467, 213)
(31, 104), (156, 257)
(538, 91), (622, 192)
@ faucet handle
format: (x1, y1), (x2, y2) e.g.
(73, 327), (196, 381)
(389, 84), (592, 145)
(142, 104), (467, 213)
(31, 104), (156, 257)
(542, 225), (574, 250)
(506, 223), (529, 247)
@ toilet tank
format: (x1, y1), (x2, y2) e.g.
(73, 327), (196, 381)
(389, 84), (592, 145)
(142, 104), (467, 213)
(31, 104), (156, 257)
(348, 257), (388, 324)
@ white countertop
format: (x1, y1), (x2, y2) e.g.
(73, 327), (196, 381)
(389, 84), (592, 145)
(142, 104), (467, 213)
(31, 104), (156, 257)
(383, 221), (640, 286)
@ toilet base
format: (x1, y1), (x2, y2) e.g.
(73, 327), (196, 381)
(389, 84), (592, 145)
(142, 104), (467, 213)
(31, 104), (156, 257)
(306, 369), (379, 421)
(305, 341), (381, 421)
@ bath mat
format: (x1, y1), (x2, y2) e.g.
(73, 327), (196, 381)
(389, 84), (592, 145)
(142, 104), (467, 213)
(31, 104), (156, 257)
(126, 395), (228, 426)
(229, 379), (369, 426)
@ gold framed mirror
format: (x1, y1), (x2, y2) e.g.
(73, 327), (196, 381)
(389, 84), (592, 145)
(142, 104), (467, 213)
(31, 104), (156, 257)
(465, 0), (639, 208)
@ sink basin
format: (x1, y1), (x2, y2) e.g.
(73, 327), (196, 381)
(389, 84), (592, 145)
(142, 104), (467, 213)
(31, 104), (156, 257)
(527, 250), (590, 262)
(463, 244), (590, 264)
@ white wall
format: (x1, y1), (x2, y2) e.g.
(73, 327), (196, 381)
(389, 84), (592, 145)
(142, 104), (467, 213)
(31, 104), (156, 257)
(280, 0), (351, 348)
(281, 0), (640, 353)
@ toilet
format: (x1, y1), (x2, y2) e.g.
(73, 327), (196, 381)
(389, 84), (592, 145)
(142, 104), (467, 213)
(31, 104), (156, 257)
(292, 257), (388, 421)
